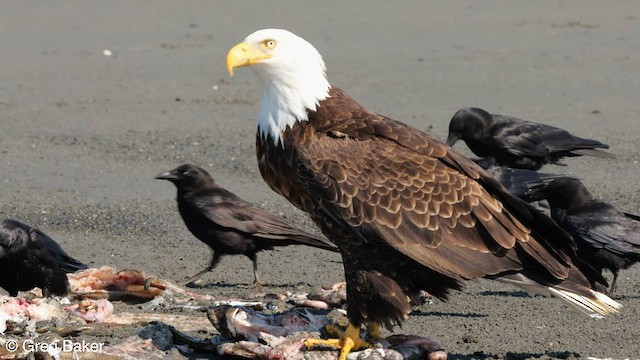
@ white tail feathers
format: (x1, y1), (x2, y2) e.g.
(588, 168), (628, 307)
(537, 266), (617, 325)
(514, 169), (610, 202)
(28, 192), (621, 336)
(547, 288), (622, 318)
(495, 274), (621, 318)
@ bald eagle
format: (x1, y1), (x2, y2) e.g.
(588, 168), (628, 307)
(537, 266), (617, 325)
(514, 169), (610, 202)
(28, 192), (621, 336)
(227, 29), (620, 359)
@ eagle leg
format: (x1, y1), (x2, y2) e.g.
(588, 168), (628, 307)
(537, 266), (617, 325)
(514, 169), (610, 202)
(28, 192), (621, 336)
(366, 321), (382, 341)
(304, 323), (371, 360)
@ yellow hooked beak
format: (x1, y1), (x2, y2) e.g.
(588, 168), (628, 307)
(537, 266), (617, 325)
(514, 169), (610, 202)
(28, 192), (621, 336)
(226, 42), (272, 76)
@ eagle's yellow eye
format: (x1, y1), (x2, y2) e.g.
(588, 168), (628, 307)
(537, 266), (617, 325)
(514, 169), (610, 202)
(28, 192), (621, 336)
(263, 39), (277, 50)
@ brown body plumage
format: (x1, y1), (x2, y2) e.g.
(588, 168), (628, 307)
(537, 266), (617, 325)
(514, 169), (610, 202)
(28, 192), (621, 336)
(257, 87), (608, 328)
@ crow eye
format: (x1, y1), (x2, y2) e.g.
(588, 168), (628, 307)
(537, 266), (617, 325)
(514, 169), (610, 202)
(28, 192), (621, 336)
(182, 170), (191, 176)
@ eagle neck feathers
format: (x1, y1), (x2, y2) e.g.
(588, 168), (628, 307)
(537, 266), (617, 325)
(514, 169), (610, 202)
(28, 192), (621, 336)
(256, 72), (330, 147)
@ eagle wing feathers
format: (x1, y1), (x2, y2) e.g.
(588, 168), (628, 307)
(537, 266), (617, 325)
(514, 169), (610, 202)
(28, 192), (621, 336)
(294, 89), (574, 281)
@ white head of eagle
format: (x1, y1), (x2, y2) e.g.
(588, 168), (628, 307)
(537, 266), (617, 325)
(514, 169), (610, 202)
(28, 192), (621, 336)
(227, 29), (331, 144)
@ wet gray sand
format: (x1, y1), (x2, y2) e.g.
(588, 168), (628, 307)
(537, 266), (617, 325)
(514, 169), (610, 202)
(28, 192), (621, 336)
(1, 1), (639, 359)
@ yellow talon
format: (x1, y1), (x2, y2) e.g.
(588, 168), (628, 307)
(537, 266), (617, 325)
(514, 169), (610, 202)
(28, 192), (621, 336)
(340, 336), (356, 360)
(303, 337), (341, 348)
(304, 324), (371, 360)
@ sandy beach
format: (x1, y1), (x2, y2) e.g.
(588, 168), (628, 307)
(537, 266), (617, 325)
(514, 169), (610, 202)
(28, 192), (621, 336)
(1, 1), (639, 358)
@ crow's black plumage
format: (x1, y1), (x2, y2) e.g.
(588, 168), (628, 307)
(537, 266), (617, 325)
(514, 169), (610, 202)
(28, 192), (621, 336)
(447, 107), (613, 170)
(473, 157), (563, 203)
(545, 178), (640, 295)
(473, 157), (566, 216)
(0, 219), (87, 297)
(156, 164), (338, 286)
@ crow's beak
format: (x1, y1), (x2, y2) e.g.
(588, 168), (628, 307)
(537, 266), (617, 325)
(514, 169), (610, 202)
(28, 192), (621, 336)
(446, 133), (458, 147)
(521, 183), (548, 203)
(155, 171), (178, 181)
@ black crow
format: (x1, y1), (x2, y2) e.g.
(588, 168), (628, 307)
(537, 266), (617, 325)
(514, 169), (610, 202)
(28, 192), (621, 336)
(545, 177), (640, 295)
(156, 164), (338, 286)
(473, 157), (563, 203)
(447, 107), (613, 170)
(0, 219), (88, 297)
